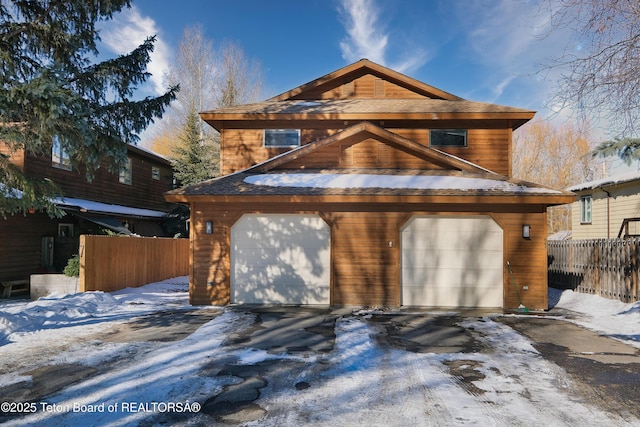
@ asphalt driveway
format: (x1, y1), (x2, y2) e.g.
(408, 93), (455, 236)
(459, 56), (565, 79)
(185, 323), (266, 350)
(1, 305), (639, 426)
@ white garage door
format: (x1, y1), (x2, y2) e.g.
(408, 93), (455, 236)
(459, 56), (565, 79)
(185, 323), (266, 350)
(231, 214), (331, 304)
(402, 215), (503, 308)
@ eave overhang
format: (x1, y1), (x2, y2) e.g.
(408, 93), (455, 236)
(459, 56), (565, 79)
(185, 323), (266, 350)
(202, 112), (534, 131)
(164, 192), (575, 207)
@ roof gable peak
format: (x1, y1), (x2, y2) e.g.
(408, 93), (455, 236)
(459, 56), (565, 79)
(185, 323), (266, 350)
(267, 59), (463, 102)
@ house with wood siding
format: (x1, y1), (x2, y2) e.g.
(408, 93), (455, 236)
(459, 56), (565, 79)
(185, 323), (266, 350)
(567, 172), (640, 239)
(1, 143), (175, 284)
(165, 59), (575, 310)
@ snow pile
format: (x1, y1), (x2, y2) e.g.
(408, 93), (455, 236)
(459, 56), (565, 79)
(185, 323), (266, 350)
(0, 277), (189, 344)
(551, 288), (640, 348)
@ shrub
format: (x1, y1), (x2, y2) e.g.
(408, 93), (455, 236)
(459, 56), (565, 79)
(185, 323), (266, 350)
(63, 254), (80, 277)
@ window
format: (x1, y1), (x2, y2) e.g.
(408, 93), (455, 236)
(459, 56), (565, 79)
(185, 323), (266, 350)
(580, 195), (592, 224)
(264, 129), (300, 147)
(152, 166), (160, 180)
(430, 129), (467, 147)
(119, 157), (132, 185)
(51, 135), (71, 170)
(58, 224), (74, 237)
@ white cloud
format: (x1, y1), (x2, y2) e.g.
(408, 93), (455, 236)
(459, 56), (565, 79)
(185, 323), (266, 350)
(337, 0), (428, 73)
(452, 1), (571, 104)
(99, 6), (171, 95)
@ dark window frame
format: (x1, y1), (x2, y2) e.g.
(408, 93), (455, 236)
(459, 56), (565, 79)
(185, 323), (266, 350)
(429, 129), (468, 148)
(264, 129), (300, 147)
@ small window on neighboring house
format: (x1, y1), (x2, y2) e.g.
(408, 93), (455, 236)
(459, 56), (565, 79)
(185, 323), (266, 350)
(580, 195), (592, 224)
(119, 157), (132, 185)
(58, 224), (74, 237)
(152, 166), (160, 180)
(51, 135), (72, 170)
(264, 129), (300, 147)
(430, 130), (468, 147)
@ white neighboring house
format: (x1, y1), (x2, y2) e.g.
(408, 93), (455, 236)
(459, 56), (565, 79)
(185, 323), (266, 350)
(567, 171), (640, 239)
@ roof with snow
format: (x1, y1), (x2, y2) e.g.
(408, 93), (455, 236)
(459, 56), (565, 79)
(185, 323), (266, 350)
(167, 168), (569, 198)
(55, 197), (168, 218)
(567, 171), (640, 192)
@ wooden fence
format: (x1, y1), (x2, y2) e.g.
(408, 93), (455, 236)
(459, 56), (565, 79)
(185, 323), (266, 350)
(548, 238), (640, 303)
(79, 235), (189, 292)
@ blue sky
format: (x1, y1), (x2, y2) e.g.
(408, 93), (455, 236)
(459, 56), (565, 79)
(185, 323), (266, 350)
(99, 0), (570, 119)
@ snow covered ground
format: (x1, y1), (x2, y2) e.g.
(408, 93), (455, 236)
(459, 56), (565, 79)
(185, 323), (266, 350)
(0, 278), (638, 426)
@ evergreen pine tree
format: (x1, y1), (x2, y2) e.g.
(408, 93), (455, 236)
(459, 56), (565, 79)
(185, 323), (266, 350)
(593, 138), (640, 166)
(171, 108), (217, 187)
(0, 0), (178, 217)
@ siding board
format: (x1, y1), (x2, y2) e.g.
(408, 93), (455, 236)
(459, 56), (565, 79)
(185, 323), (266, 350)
(220, 126), (512, 175)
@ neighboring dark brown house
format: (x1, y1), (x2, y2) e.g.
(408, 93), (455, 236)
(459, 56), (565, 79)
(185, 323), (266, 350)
(165, 59), (575, 310)
(1, 142), (175, 283)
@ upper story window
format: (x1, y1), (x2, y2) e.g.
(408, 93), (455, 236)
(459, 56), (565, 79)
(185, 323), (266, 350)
(430, 129), (467, 148)
(119, 157), (132, 185)
(580, 195), (592, 224)
(264, 129), (300, 147)
(151, 166), (161, 180)
(51, 135), (71, 170)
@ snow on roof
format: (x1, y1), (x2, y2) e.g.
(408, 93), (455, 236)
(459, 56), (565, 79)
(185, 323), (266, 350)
(0, 183), (22, 199)
(244, 173), (564, 194)
(567, 171), (640, 192)
(55, 197), (168, 218)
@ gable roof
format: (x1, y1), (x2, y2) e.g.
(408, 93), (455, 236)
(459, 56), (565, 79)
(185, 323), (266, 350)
(267, 59), (463, 101)
(165, 123), (574, 205)
(200, 59), (536, 130)
(246, 121), (492, 174)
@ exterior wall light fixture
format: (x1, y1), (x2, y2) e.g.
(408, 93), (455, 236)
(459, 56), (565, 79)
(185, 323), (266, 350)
(522, 224), (531, 239)
(205, 221), (213, 234)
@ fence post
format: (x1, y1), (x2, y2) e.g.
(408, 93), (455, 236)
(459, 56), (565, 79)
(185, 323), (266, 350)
(633, 239), (638, 303)
(594, 241), (600, 296)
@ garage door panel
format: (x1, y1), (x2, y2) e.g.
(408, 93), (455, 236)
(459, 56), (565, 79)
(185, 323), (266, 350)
(402, 266), (503, 287)
(232, 214), (330, 305)
(402, 248), (503, 270)
(404, 230), (503, 250)
(403, 284), (503, 307)
(402, 215), (503, 308)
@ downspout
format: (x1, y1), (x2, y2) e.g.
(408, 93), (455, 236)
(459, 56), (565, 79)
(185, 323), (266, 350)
(602, 188), (612, 239)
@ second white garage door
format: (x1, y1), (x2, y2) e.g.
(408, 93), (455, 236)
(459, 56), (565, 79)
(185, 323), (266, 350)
(401, 215), (503, 308)
(231, 214), (331, 304)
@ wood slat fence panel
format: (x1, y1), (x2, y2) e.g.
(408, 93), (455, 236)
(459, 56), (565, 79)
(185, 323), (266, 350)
(548, 238), (640, 303)
(79, 235), (189, 292)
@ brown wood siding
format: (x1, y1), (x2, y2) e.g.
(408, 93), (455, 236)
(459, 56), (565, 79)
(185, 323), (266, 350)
(245, 135), (447, 171)
(189, 205), (242, 305)
(326, 211), (404, 306)
(22, 150), (173, 211)
(393, 128), (512, 176)
(0, 213), (72, 282)
(293, 73), (431, 100)
(188, 202), (549, 310)
(492, 211), (548, 310)
(220, 126), (512, 176)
